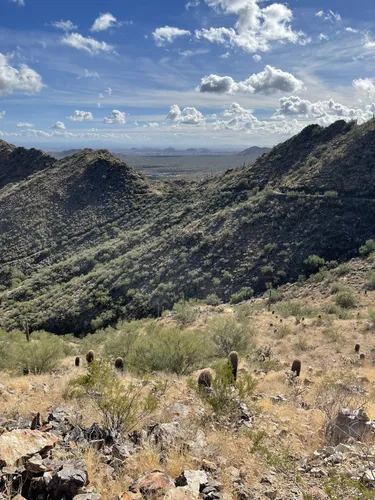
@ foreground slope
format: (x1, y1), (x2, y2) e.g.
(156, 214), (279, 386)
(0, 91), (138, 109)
(1, 119), (375, 333)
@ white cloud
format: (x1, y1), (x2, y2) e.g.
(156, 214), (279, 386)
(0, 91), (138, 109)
(315, 10), (341, 22)
(105, 87), (112, 95)
(61, 33), (115, 55)
(17, 122), (34, 127)
(196, 0), (308, 53)
(353, 78), (375, 100)
(273, 95), (374, 125)
(10, 0), (25, 6)
(363, 34), (375, 49)
(220, 52), (231, 59)
(51, 20), (78, 31)
(213, 101), (302, 135)
(78, 69), (99, 79)
(0, 53), (44, 96)
(166, 105), (204, 125)
(91, 13), (117, 32)
(144, 122), (159, 128)
(345, 27), (359, 33)
(51, 121), (66, 130)
(198, 66), (304, 95)
(104, 110), (126, 124)
(186, 0), (199, 9)
(153, 26), (191, 46)
(68, 110), (94, 122)
(0, 111), (5, 119)
(319, 33), (329, 41)
(253, 54), (262, 62)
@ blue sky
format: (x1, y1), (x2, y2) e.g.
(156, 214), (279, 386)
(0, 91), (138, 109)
(0, 0), (375, 150)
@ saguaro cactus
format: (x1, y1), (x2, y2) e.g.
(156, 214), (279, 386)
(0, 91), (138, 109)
(229, 351), (239, 382)
(115, 357), (124, 372)
(291, 359), (301, 377)
(198, 370), (213, 389)
(86, 350), (95, 364)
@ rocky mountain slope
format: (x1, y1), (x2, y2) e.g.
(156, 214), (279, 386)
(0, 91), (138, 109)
(1, 119), (375, 334)
(238, 146), (271, 157)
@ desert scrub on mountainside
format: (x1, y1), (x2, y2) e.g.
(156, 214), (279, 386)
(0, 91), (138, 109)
(334, 290), (356, 309)
(171, 300), (199, 325)
(207, 315), (254, 357)
(0, 329), (67, 374)
(66, 361), (158, 433)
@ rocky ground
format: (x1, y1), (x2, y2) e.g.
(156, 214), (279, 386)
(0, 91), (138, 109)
(1, 257), (375, 499)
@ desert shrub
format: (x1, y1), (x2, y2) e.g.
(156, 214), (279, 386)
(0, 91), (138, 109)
(129, 326), (212, 375)
(208, 316), (254, 357)
(275, 325), (291, 339)
(230, 287), (254, 304)
(275, 300), (314, 319)
(330, 282), (347, 294)
(366, 272), (375, 290)
(263, 288), (283, 305)
(334, 290), (356, 309)
(171, 300), (199, 325)
(193, 361), (257, 416)
(66, 361), (158, 433)
(104, 322), (142, 361)
(323, 327), (344, 343)
(368, 309), (375, 327)
(323, 190), (338, 198)
(334, 263), (351, 276)
(293, 339), (312, 352)
(1, 330), (65, 374)
(205, 294), (221, 306)
(303, 255), (326, 274)
(359, 239), (375, 257)
(324, 304), (352, 320)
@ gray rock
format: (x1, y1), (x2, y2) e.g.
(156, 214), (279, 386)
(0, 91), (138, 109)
(326, 409), (375, 445)
(47, 461), (88, 499)
(175, 470), (209, 493)
(148, 422), (181, 452)
(73, 494), (101, 500)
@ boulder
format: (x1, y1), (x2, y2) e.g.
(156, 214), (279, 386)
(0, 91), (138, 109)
(0, 429), (58, 467)
(129, 470), (175, 496)
(175, 470), (209, 497)
(326, 409), (375, 445)
(148, 423), (181, 452)
(47, 461), (88, 499)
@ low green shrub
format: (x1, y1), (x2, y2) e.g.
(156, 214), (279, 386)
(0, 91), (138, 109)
(230, 287), (254, 305)
(334, 291), (356, 309)
(208, 316), (254, 357)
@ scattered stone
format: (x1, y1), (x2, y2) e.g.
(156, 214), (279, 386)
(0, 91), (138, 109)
(47, 461), (89, 499)
(129, 470), (175, 496)
(326, 409), (375, 445)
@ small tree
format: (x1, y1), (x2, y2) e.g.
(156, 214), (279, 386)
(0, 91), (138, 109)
(66, 361), (158, 434)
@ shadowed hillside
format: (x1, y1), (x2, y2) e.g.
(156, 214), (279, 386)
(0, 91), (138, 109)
(1, 119), (375, 334)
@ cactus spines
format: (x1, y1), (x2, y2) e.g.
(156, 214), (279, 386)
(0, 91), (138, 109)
(115, 357), (124, 372)
(291, 359), (301, 377)
(198, 370), (212, 389)
(229, 351), (239, 382)
(86, 350), (95, 364)
(355, 344), (360, 353)
(75, 356), (80, 367)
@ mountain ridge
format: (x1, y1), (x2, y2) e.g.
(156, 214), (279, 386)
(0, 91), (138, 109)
(1, 119), (375, 334)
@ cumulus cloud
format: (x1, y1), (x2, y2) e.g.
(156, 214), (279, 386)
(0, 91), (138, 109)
(68, 110), (94, 122)
(198, 66), (304, 95)
(363, 34), (375, 49)
(153, 26), (191, 45)
(10, 0), (25, 6)
(103, 110), (126, 124)
(61, 33), (115, 55)
(144, 122), (159, 128)
(353, 78), (375, 100)
(17, 122), (34, 127)
(186, 0), (199, 9)
(51, 20), (78, 31)
(166, 105), (204, 125)
(91, 13), (117, 32)
(345, 27), (359, 33)
(195, 0), (308, 53)
(0, 53), (44, 96)
(51, 121), (66, 130)
(213, 101), (302, 135)
(253, 54), (262, 62)
(273, 95), (374, 125)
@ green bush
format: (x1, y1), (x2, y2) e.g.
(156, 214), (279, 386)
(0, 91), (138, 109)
(303, 255), (326, 274)
(366, 272), (375, 291)
(208, 316), (254, 357)
(334, 291), (356, 309)
(230, 287), (254, 304)
(275, 300), (314, 319)
(205, 294), (221, 306)
(129, 326), (212, 375)
(359, 239), (375, 257)
(171, 300), (199, 325)
(194, 361), (257, 416)
(66, 361), (158, 433)
(331, 282), (347, 294)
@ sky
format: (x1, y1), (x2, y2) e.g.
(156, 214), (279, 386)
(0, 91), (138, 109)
(0, 0), (375, 150)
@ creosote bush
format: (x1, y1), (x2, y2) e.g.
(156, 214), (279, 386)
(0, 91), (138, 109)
(171, 300), (199, 325)
(208, 316), (254, 357)
(334, 290), (356, 309)
(66, 361), (158, 434)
